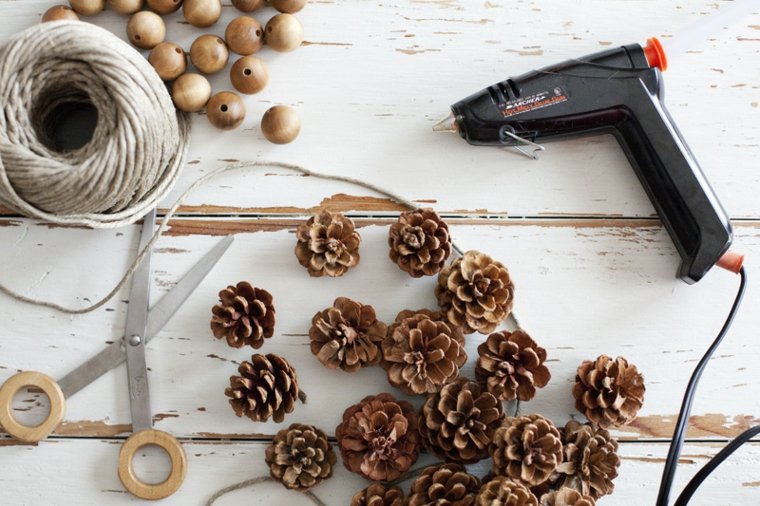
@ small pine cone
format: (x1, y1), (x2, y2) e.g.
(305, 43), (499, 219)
(419, 378), (505, 464)
(540, 488), (596, 506)
(295, 211), (361, 277)
(476, 477), (538, 506)
(475, 330), (551, 402)
(210, 282), (275, 349)
(351, 483), (406, 506)
(435, 250), (515, 334)
(224, 353), (305, 423)
(381, 312), (466, 395)
(309, 297), (388, 372)
(265, 423), (336, 491)
(388, 208), (452, 277)
(407, 463), (481, 506)
(491, 414), (563, 486)
(554, 421), (620, 499)
(336, 393), (421, 482)
(573, 355), (645, 428)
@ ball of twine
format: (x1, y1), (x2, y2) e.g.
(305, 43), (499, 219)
(0, 21), (189, 228)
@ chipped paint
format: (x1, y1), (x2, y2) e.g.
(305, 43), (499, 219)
(618, 413), (760, 439)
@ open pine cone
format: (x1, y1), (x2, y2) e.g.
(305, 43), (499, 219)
(265, 423), (336, 491)
(351, 483), (406, 506)
(435, 250), (515, 334)
(388, 208), (452, 277)
(540, 488), (596, 506)
(476, 477), (538, 506)
(491, 414), (563, 486)
(309, 297), (387, 372)
(407, 463), (481, 506)
(386, 308), (443, 337)
(336, 393), (421, 482)
(554, 421), (620, 499)
(224, 353), (305, 423)
(419, 378), (505, 464)
(573, 355), (645, 428)
(475, 330), (551, 402)
(210, 282), (275, 349)
(295, 210), (361, 277)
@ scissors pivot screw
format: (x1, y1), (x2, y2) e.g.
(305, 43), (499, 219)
(129, 335), (142, 346)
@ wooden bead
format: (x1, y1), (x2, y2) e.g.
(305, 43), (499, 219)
(265, 13), (303, 53)
(42, 5), (80, 22)
(190, 35), (229, 74)
(69, 0), (105, 15)
(271, 0), (307, 14)
(207, 92), (246, 130)
(261, 105), (300, 144)
(230, 56), (268, 95)
(231, 0), (264, 12)
(183, 0), (221, 28)
(108, 0), (144, 14)
(171, 73), (211, 112)
(147, 0), (183, 14)
(127, 11), (166, 49)
(225, 16), (263, 56)
(149, 42), (187, 81)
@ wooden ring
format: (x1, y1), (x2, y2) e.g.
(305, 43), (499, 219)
(118, 429), (187, 500)
(0, 371), (65, 443)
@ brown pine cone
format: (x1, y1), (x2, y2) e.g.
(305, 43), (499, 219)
(476, 477), (538, 506)
(210, 282), (275, 349)
(381, 312), (466, 395)
(386, 308), (443, 338)
(351, 483), (406, 506)
(419, 378), (505, 464)
(309, 297), (388, 372)
(491, 414), (563, 486)
(475, 330), (551, 402)
(336, 393), (421, 482)
(407, 463), (481, 506)
(265, 423), (336, 491)
(295, 210), (361, 277)
(435, 250), (515, 334)
(224, 353), (306, 423)
(540, 488), (596, 506)
(573, 355), (645, 428)
(554, 421), (620, 499)
(388, 208), (452, 277)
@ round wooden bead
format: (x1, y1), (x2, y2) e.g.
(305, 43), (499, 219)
(261, 105), (300, 144)
(147, 0), (183, 14)
(225, 16), (263, 56)
(149, 42), (187, 81)
(183, 0), (221, 28)
(42, 5), (80, 22)
(127, 11), (166, 50)
(189, 35), (229, 75)
(108, 0), (144, 14)
(265, 13), (303, 53)
(230, 56), (268, 95)
(207, 92), (246, 130)
(171, 73), (211, 112)
(271, 0), (307, 14)
(231, 0), (264, 12)
(69, 0), (105, 15)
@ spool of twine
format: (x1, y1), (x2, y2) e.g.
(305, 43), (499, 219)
(0, 21), (189, 228)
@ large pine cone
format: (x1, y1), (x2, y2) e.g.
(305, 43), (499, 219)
(336, 393), (421, 481)
(265, 423), (336, 491)
(381, 312), (466, 395)
(419, 378), (505, 464)
(350, 483), (406, 506)
(573, 355), (645, 428)
(224, 354), (305, 423)
(435, 250), (515, 334)
(554, 421), (620, 499)
(210, 282), (275, 349)
(539, 488), (596, 506)
(388, 208), (452, 277)
(295, 210), (361, 277)
(407, 463), (481, 506)
(491, 414), (563, 486)
(476, 477), (538, 506)
(309, 297), (387, 372)
(475, 330), (551, 402)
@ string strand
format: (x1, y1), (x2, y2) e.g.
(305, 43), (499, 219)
(205, 476), (326, 506)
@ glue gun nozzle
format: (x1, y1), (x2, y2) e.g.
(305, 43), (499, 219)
(433, 112), (458, 133)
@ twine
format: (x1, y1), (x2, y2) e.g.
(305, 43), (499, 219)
(205, 477), (326, 506)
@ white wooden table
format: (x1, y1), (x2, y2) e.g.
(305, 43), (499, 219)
(1, 1), (759, 504)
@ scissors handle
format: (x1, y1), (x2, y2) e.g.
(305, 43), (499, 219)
(0, 371), (66, 443)
(118, 428), (187, 500)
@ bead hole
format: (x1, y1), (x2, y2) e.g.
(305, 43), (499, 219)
(256, 30), (261, 37)
(244, 68), (252, 76)
(131, 444), (172, 485)
(221, 104), (229, 112)
(267, 26), (273, 33)
(134, 34), (141, 41)
(175, 47), (183, 54)
(11, 386), (51, 429)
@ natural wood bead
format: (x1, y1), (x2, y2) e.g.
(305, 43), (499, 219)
(230, 56), (268, 95)
(183, 0), (221, 28)
(149, 42), (187, 81)
(69, 0), (105, 16)
(265, 13), (303, 53)
(231, 0), (264, 12)
(225, 16), (263, 56)
(261, 105), (300, 144)
(171, 73), (211, 112)
(189, 35), (229, 75)
(271, 0), (307, 14)
(108, 0), (144, 14)
(207, 91), (246, 130)
(42, 5), (80, 22)
(146, 0), (183, 14)
(127, 11), (166, 50)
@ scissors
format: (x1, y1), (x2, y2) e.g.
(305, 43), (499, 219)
(0, 209), (233, 500)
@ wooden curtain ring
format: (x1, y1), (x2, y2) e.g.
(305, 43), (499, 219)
(0, 371), (65, 443)
(118, 428), (187, 500)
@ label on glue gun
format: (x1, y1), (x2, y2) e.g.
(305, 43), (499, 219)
(500, 86), (569, 118)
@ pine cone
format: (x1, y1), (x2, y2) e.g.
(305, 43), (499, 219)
(295, 211), (361, 277)
(351, 483), (406, 506)
(419, 378), (505, 464)
(573, 355), (645, 428)
(475, 330), (551, 402)
(435, 250), (515, 334)
(265, 423), (336, 491)
(539, 488), (596, 506)
(386, 308), (443, 338)
(388, 208), (452, 277)
(476, 477), (538, 506)
(210, 282), (275, 349)
(491, 414), (563, 486)
(225, 353), (306, 423)
(554, 421), (620, 499)
(407, 463), (481, 506)
(381, 312), (466, 395)
(309, 297), (388, 372)
(336, 393), (421, 481)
